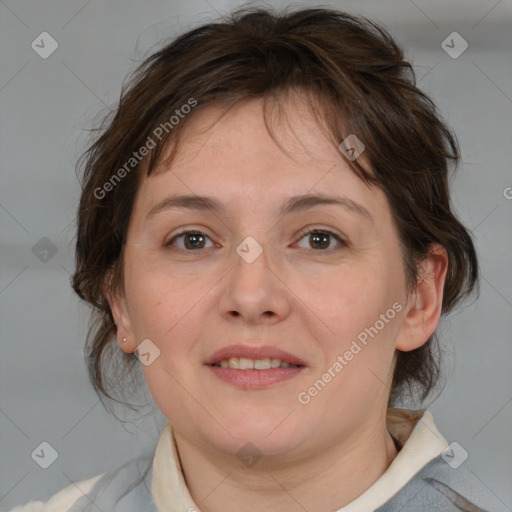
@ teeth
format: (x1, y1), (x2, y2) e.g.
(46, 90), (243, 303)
(254, 359), (270, 370)
(239, 357), (254, 370)
(228, 357), (240, 369)
(214, 357), (299, 370)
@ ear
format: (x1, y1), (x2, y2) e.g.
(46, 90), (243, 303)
(103, 273), (137, 354)
(395, 244), (448, 352)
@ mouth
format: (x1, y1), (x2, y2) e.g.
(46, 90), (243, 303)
(210, 357), (302, 370)
(204, 344), (307, 390)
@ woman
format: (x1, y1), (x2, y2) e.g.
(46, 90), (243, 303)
(9, 6), (497, 511)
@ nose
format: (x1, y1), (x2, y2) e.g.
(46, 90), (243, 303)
(218, 239), (291, 325)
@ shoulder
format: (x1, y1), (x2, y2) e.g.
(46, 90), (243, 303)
(381, 455), (501, 511)
(5, 452), (155, 512)
(377, 409), (502, 511)
(5, 474), (103, 512)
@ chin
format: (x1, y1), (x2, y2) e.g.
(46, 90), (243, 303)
(206, 412), (306, 458)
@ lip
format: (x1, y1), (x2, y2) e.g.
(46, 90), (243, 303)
(204, 344), (307, 367)
(206, 366), (305, 390)
(204, 344), (307, 391)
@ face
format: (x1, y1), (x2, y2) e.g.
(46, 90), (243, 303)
(112, 96), (416, 461)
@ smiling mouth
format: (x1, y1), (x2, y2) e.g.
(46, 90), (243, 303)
(206, 357), (305, 390)
(209, 357), (302, 370)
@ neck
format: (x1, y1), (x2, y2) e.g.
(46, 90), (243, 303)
(173, 414), (399, 512)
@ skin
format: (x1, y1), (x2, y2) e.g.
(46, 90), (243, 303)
(107, 95), (448, 511)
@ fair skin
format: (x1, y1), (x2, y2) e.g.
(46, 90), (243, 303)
(107, 96), (448, 511)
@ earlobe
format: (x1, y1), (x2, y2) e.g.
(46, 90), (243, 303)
(395, 245), (448, 352)
(102, 275), (137, 354)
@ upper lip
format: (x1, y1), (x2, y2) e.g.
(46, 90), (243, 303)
(204, 344), (307, 366)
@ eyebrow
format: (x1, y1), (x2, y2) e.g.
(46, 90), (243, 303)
(145, 193), (373, 223)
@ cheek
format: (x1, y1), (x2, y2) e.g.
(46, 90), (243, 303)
(303, 260), (398, 336)
(124, 255), (206, 340)
(299, 253), (405, 384)
(130, 272), (208, 419)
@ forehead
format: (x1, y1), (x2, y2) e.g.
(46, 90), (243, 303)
(130, 97), (389, 227)
(149, 98), (360, 187)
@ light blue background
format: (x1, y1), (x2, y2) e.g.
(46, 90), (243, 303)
(1, 0), (511, 509)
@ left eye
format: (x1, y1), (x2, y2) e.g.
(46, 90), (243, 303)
(295, 229), (346, 252)
(166, 231), (215, 251)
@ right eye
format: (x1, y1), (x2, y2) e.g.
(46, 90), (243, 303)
(165, 230), (217, 252)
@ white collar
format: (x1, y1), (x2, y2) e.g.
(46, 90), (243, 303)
(335, 409), (447, 511)
(151, 408), (448, 512)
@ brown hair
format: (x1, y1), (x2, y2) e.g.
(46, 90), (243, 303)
(72, 6), (478, 414)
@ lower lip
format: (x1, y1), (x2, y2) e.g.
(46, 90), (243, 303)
(206, 365), (305, 389)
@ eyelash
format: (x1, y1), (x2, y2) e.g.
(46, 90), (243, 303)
(164, 227), (347, 255)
